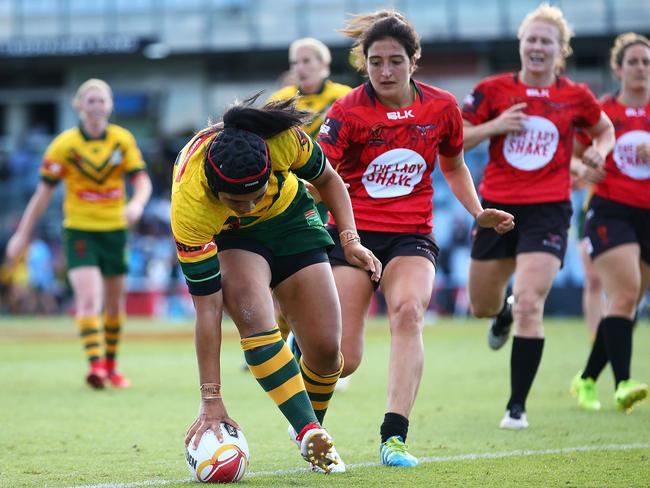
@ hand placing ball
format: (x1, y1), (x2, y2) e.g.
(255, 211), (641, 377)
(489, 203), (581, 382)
(185, 423), (249, 483)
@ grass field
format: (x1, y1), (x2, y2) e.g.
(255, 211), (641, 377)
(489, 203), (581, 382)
(1, 315), (649, 487)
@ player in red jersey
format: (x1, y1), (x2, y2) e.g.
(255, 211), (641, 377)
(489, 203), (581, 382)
(461, 4), (615, 429)
(318, 10), (514, 466)
(571, 32), (650, 413)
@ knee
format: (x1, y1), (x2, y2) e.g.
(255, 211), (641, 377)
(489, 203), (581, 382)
(389, 299), (425, 335)
(469, 290), (504, 317)
(302, 336), (341, 374)
(341, 349), (361, 377)
(75, 293), (101, 316)
(104, 299), (124, 317)
(512, 291), (544, 323)
(470, 302), (501, 318)
(584, 274), (601, 293)
(609, 289), (639, 316)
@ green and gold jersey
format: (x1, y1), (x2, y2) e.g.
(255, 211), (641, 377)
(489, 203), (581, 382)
(40, 124), (146, 231)
(171, 126), (326, 296)
(268, 80), (351, 138)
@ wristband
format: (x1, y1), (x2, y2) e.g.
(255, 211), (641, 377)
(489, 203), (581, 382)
(200, 383), (222, 400)
(339, 229), (361, 247)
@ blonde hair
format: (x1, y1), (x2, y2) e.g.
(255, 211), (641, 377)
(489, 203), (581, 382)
(610, 32), (650, 75)
(73, 78), (113, 110)
(517, 3), (573, 72)
(290, 38), (331, 64)
(339, 10), (420, 74)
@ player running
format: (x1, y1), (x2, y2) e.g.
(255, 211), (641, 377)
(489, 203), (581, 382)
(461, 4), (615, 429)
(318, 10), (514, 466)
(5, 79), (152, 389)
(571, 32), (650, 413)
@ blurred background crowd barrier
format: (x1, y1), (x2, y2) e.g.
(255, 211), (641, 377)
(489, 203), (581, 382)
(1, 0), (649, 318)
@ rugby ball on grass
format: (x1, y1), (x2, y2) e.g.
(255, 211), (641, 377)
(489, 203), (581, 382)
(185, 423), (249, 483)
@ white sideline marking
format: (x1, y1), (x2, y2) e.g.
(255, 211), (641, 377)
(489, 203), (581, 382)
(67, 442), (650, 488)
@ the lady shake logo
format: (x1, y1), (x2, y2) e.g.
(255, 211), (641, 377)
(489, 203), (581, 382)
(613, 130), (650, 180)
(362, 148), (426, 198)
(503, 115), (559, 171)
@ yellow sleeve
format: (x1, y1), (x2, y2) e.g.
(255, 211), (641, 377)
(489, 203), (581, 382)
(287, 127), (327, 181)
(120, 129), (147, 176)
(40, 134), (68, 184)
(171, 205), (221, 296)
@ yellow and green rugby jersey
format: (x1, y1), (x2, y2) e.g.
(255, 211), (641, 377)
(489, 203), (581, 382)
(268, 80), (351, 138)
(171, 126), (326, 296)
(39, 124), (146, 231)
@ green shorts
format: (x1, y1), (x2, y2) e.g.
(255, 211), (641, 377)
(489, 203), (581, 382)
(216, 182), (333, 261)
(64, 228), (128, 276)
(316, 201), (329, 226)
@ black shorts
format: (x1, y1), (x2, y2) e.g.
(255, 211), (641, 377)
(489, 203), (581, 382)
(217, 239), (330, 289)
(471, 200), (572, 263)
(584, 194), (650, 263)
(328, 227), (439, 290)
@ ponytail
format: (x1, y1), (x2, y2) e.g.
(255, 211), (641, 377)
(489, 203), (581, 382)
(213, 92), (312, 139)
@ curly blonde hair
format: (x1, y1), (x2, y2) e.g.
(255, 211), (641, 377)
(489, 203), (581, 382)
(609, 32), (650, 75)
(339, 10), (420, 74)
(517, 3), (573, 72)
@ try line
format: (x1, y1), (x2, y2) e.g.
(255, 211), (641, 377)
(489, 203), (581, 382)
(68, 442), (650, 488)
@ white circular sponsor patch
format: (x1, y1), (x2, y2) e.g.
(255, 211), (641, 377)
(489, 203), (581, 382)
(362, 148), (426, 198)
(613, 130), (650, 180)
(503, 115), (559, 171)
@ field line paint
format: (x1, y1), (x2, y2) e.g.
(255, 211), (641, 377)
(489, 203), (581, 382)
(67, 442), (650, 488)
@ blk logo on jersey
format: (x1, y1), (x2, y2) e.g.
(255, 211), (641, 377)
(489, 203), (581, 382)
(387, 110), (414, 120)
(526, 88), (550, 97)
(625, 107), (646, 117)
(613, 130), (650, 180)
(362, 148), (426, 198)
(503, 116), (559, 171)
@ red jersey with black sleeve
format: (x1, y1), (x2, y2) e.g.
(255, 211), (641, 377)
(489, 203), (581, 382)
(462, 73), (602, 204)
(576, 95), (650, 209)
(318, 80), (463, 234)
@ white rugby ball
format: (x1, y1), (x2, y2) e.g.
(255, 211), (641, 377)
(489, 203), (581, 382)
(185, 423), (249, 483)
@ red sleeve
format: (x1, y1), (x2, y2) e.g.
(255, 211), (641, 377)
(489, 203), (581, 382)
(461, 79), (492, 126)
(574, 85), (602, 128)
(574, 127), (592, 147)
(439, 104), (464, 157)
(317, 101), (349, 164)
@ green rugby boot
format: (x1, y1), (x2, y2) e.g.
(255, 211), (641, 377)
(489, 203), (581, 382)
(614, 379), (648, 413)
(570, 372), (601, 411)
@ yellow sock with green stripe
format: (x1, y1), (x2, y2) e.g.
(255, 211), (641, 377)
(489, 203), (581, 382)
(77, 316), (101, 364)
(241, 328), (318, 432)
(299, 355), (343, 424)
(103, 313), (123, 363)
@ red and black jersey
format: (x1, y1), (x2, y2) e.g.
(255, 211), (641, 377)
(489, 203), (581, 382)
(576, 95), (650, 209)
(318, 80), (463, 233)
(462, 73), (601, 204)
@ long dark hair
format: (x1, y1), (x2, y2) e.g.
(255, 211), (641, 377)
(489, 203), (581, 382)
(340, 10), (421, 74)
(208, 91), (312, 138)
(201, 92), (312, 196)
